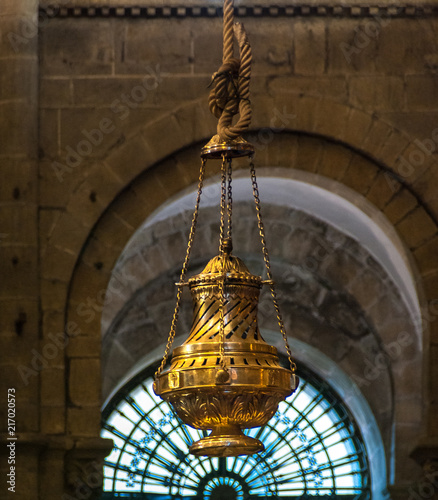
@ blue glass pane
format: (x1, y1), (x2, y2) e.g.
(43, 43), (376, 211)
(102, 367), (370, 499)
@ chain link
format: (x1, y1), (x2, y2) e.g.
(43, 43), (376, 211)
(227, 159), (233, 240)
(218, 155), (228, 369)
(219, 155), (227, 256)
(250, 162), (296, 374)
(155, 157), (294, 378)
(218, 270), (227, 370)
(155, 158), (207, 379)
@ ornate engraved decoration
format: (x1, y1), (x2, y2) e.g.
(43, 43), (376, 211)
(168, 390), (284, 429)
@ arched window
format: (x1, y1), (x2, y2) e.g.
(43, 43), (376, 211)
(101, 364), (371, 499)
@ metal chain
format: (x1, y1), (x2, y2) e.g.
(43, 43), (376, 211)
(219, 155), (227, 255)
(227, 159), (233, 240)
(155, 158), (207, 379)
(218, 155), (228, 369)
(218, 269), (227, 370)
(250, 162), (296, 374)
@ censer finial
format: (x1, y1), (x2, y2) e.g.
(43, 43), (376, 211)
(153, 0), (298, 457)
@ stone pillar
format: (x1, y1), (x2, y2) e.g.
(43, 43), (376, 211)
(1, 4), (113, 497)
(0, 0), (40, 498)
(410, 316), (438, 498)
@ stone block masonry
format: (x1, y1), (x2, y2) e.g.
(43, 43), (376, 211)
(1, 3), (438, 499)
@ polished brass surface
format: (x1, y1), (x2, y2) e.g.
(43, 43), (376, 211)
(189, 425), (264, 457)
(154, 245), (298, 456)
(201, 134), (254, 159)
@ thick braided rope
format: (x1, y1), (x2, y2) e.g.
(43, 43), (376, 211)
(218, 23), (252, 141)
(209, 0), (235, 119)
(209, 0), (252, 141)
(223, 0), (234, 64)
(208, 59), (239, 120)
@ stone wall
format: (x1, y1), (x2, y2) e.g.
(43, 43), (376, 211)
(101, 193), (420, 483)
(0, 0), (41, 497)
(1, 2), (438, 499)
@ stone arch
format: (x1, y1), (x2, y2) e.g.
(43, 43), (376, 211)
(63, 125), (434, 331)
(57, 98), (438, 490)
(98, 160), (423, 486)
(45, 94), (437, 299)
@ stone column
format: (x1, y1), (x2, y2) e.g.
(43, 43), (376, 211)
(0, 0), (40, 498)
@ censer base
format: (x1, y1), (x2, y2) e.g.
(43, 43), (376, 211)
(189, 425), (264, 457)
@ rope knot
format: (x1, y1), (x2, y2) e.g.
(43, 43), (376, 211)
(208, 14), (252, 142)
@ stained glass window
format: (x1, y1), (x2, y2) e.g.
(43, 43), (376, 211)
(101, 364), (371, 499)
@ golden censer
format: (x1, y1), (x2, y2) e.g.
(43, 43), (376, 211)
(153, 0), (298, 457)
(154, 240), (297, 456)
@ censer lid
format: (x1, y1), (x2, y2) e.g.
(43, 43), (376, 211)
(189, 239), (261, 288)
